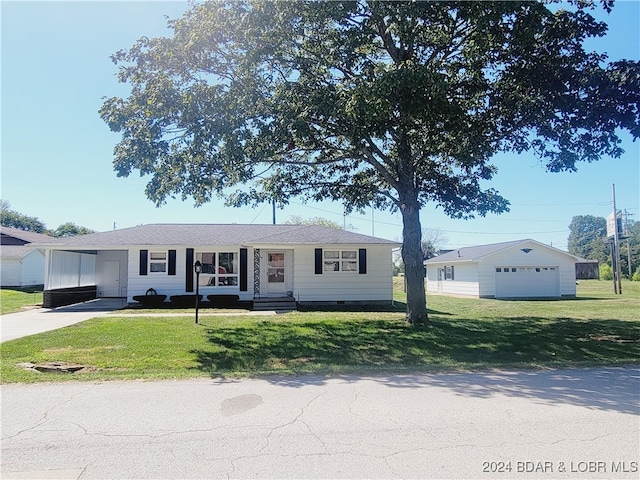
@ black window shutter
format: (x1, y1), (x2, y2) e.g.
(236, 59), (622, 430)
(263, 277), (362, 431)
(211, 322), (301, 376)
(139, 250), (148, 276)
(168, 250), (177, 276)
(451, 265), (455, 280)
(359, 248), (367, 274)
(315, 248), (323, 274)
(239, 248), (248, 292)
(185, 248), (194, 292)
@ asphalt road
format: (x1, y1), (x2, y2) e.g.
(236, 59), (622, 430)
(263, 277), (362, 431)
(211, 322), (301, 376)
(1, 367), (638, 480)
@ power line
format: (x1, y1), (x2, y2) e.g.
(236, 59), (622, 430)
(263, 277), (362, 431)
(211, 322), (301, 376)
(442, 229), (569, 235)
(249, 202), (268, 224)
(289, 201), (573, 236)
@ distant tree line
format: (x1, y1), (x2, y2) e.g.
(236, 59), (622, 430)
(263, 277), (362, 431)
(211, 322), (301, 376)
(568, 215), (640, 280)
(0, 200), (96, 237)
(285, 215), (357, 232)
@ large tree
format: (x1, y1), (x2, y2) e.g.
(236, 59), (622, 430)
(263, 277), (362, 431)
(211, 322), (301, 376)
(52, 222), (97, 238)
(620, 221), (640, 278)
(100, 0), (639, 325)
(567, 215), (607, 259)
(0, 201), (47, 233)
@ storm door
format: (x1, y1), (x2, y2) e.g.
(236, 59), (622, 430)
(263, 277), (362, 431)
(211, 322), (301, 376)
(266, 252), (286, 294)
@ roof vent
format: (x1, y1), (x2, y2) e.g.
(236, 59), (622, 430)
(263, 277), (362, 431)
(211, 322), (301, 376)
(521, 248), (533, 254)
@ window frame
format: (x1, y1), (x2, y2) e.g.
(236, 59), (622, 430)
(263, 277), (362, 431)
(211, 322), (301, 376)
(195, 251), (239, 287)
(444, 265), (455, 280)
(323, 249), (358, 273)
(148, 251), (167, 274)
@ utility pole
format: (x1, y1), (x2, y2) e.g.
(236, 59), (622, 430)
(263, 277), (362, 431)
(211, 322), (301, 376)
(622, 209), (634, 278)
(343, 206), (346, 230)
(611, 184), (622, 294)
(371, 207), (375, 236)
(272, 199), (276, 225)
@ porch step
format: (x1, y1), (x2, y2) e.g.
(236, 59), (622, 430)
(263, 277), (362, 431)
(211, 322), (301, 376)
(253, 296), (297, 312)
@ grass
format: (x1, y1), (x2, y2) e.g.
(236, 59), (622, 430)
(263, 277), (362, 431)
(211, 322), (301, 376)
(0, 287), (43, 315)
(0, 280), (638, 383)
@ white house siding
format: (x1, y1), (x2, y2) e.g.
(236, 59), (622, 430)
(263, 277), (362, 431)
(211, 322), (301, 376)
(1, 259), (21, 286)
(558, 259), (578, 296)
(1, 249), (44, 287)
(124, 244), (394, 303)
(20, 250), (45, 286)
(477, 262), (498, 298)
(125, 246), (254, 303)
(128, 246), (178, 301)
(426, 262), (479, 297)
(292, 245), (393, 303)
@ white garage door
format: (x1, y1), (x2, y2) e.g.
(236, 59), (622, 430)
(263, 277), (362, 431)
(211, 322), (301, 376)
(494, 266), (559, 298)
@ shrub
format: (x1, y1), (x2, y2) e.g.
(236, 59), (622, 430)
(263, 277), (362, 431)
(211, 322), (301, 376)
(599, 263), (613, 281)
(632, 267), (640, 282)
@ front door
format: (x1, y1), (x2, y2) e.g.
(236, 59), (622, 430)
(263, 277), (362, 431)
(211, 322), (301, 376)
(103, 260), (120, 297)
(267, 252), (286, 294)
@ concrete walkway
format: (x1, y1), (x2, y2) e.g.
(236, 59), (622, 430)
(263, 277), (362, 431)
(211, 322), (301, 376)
(1, 300), (278, 343)
(0, 299), (128, 343)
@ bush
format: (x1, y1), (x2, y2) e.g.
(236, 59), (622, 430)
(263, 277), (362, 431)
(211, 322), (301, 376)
(599, 264), (613, 281)
(632, 267), (640, 282)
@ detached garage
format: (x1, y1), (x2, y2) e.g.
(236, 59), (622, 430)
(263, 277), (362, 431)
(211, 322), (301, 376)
(0, 226), (50, 287)
(425, 239), (581, 299)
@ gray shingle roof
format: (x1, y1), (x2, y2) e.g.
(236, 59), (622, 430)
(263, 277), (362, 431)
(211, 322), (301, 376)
(0, 226), (53, 244)
(425, 239), (580, 263)
(35, 224), (399, 247)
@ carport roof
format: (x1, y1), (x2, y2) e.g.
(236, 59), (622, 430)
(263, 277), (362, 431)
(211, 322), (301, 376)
(33, 223), (399, 248)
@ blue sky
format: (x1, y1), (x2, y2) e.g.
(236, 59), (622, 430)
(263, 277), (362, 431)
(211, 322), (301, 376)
(1, 0), (638, 250)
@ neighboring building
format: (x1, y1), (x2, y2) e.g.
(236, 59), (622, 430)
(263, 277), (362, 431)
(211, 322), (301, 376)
(575, 260), (599, 280)
(0, 226), (52, 287)
(35, 224), (399, 308)
(424, 239), (582, 298)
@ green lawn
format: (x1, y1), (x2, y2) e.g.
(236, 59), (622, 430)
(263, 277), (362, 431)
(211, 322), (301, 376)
(1, 280), (638, 383)
(0, 288), (43, 315)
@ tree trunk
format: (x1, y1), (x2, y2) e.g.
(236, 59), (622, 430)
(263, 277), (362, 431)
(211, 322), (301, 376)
(401, 200), (428, 326)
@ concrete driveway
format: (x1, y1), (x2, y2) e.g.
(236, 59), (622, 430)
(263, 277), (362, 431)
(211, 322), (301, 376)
(1, 367), (638, 479)
(0, 299), (127, 343)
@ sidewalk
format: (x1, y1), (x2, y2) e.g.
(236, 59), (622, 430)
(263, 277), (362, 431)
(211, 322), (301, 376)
(0, 299), (127, 343)
(0, 300), (278, 343)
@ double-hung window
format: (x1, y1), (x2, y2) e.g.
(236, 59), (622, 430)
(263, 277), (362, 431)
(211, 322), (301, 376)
(149, 252), (167, 273)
